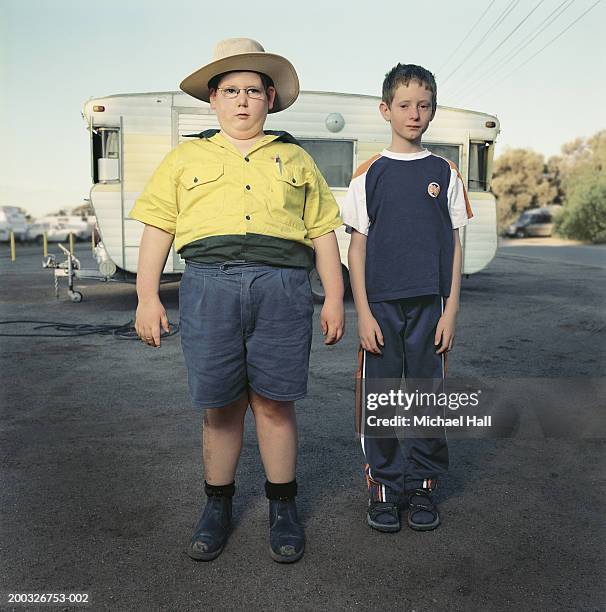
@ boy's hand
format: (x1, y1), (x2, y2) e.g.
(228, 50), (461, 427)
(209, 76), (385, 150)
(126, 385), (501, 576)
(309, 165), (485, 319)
(135, 296), (170, 347)
(320, 297), (345, 345)
(358, 312), (384, 354)
(434, 309), (457, 354)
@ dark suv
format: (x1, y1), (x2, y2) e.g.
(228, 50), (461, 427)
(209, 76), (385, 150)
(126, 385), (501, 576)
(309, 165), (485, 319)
(506, 207), (560, 238)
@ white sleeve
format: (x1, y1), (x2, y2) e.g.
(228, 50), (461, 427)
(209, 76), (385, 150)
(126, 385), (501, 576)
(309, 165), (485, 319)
(340, 172), (370, 236)
(447, 168), (471, 230)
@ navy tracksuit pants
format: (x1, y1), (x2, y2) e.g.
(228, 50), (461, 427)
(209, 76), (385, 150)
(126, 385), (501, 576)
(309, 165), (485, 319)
(358, 295), (449, 501)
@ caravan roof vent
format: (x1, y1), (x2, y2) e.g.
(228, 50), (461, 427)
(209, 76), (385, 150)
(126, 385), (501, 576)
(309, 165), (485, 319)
(326, 113), (345, 133)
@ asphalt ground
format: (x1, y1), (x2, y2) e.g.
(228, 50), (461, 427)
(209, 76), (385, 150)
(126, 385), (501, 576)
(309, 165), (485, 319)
(1, 242), (605, 611)
(498, 237), (606, 268)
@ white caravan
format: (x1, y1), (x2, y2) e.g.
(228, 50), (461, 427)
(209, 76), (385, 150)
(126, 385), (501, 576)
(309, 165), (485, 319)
(81, 90), (500, 297)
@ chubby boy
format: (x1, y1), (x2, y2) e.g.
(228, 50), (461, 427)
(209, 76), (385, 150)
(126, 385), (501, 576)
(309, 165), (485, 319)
(341, 63), (473, 532)
(129, 38), (344, 562)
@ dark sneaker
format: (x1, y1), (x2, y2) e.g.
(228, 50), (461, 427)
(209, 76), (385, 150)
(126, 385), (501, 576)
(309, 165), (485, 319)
(406, 488), (440, 531)
(367, 500), (400, 532)
(269, 499), (305, 563)
(188, 495), (232, 561)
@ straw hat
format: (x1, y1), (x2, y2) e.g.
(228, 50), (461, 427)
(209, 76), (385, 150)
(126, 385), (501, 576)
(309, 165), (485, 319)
(179, 38), (300, 113)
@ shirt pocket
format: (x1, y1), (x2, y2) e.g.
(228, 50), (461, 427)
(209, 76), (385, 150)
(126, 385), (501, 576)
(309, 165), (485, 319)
(178, 164), (225, 220)
(268, 166), (307, 231)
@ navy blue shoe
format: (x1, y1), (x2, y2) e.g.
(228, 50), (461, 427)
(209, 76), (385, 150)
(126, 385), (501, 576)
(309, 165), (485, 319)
(188, 483), (234, 561)
(365, 465), (401, 532)
(367, 500), (400, 532)
(268, 499), (305, 563)
(406, 488), (440, 531)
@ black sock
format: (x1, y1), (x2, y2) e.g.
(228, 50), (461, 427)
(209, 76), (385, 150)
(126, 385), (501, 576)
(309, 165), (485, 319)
(265, 479), (297, 501)
(204, 480), (235, 498)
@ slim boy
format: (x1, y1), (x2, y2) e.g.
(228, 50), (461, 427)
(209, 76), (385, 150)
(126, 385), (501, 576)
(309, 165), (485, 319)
(341, 63), (473, 532)
(130, 38), (344, 562)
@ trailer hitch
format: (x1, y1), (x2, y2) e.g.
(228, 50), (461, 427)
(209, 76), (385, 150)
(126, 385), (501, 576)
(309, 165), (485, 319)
(43, 243), (84, 302)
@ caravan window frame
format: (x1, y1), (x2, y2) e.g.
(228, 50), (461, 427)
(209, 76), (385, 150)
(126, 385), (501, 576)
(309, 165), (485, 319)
(468, 141), (491, 192)
(91, 126), (122, 184)
(296, 138), (356, 190)
(422, 143), (462, 174)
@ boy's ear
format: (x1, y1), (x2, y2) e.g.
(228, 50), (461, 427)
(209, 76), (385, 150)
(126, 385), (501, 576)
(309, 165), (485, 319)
(209, 88), (217, 110)
(266, 85), (277, 111)
(379, 101), (391, 123)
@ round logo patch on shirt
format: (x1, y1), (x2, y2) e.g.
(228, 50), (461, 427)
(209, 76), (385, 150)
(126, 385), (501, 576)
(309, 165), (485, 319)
(427, 182), (441, 198)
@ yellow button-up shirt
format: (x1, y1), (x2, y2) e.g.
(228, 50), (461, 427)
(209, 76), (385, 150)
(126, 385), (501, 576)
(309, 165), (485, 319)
(128, 130), (343, 268)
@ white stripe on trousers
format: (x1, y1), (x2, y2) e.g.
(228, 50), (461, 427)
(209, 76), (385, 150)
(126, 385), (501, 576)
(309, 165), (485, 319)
(360, 349), (385, 499)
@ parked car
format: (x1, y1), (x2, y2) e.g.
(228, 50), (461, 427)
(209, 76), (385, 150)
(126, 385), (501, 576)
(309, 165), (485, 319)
(506, 206), (562, 238)
(27, 216), (93, 244)
(0, 206), (28, 242)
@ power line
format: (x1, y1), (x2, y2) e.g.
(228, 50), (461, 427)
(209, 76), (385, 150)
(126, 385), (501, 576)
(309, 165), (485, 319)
(436, 0), (498, 75)
(456, 0), (574, 101)
(502, 0), (601, 75)
(441, 0), (521, 87)
(457, 0), (602, 107)
(444, 0), (548, 98)
(447, 0), (574, 102)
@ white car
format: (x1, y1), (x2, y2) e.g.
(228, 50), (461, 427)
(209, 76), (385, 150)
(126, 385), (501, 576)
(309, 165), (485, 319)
(0, 206), (28, 242)
(27, 221), (85, 244)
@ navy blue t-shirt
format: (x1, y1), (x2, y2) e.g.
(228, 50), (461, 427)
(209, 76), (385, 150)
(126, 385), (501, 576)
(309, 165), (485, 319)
(341, 149), (472, 302)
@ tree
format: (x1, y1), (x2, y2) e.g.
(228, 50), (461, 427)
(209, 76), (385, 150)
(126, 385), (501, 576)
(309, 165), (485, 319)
(555, 176), (606, 243)
(492, 148), (558, 230)
(549, 130), (606, 194)
(71, 202), (94, 216)
(552, 131), (606, 243)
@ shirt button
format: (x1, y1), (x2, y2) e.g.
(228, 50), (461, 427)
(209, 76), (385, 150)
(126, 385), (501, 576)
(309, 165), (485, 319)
(244, 157), (250, 162)
(291, 178), (296, 184)
(193, 177), (198, 183)
(245, 215), (251, 220)
(245, 184), (251, 190)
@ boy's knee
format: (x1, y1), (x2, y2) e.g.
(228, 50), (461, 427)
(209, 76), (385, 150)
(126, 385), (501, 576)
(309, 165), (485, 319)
(250, 394), (295, 425)
(203, 394), (248, 428)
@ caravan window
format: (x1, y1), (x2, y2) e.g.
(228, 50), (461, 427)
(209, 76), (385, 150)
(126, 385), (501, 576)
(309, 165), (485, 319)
(297, 139), (354, 188)
(91, 127), (120, 183)
(423, 144), (460, 168)
(469, 142), (490, 191)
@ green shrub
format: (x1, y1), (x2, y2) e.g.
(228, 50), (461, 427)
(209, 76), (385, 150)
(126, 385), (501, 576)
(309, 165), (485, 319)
(556, 174), (606, 243)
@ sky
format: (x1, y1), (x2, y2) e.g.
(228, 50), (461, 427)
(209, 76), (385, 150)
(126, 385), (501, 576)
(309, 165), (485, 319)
(1, 0), (605, 218)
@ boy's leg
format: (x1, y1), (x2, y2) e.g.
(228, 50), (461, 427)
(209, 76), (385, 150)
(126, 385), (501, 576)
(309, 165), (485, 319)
(203, 392), (249, 485)
(188, 393), (249, 562)
(401, 295), (448, 530)
(249, 390), (297, 483)
(179, 263), (252, 560)
(360, 301), (408, 531)
(362, 301), (407, 497)
(249, 389), (304, 563)
(244, 266), (312, 563)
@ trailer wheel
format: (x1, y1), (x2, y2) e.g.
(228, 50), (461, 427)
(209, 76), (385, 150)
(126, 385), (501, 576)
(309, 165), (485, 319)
(69, 291), (83, 303)
(309, 264), (350, 304)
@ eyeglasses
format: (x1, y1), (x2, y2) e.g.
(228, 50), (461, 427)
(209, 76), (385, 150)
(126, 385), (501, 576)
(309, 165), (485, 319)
(217, 87), (265, 100)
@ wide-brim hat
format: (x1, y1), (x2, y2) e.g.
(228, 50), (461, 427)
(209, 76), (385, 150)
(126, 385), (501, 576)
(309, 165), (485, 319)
(179, 38), (300, 113)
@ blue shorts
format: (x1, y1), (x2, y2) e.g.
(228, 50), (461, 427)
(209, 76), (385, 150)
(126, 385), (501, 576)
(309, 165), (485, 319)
(179, 261), (314, 409)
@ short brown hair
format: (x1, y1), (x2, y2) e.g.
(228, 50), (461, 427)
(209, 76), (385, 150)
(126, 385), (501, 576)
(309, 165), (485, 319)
(382, 63), (437, 109)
